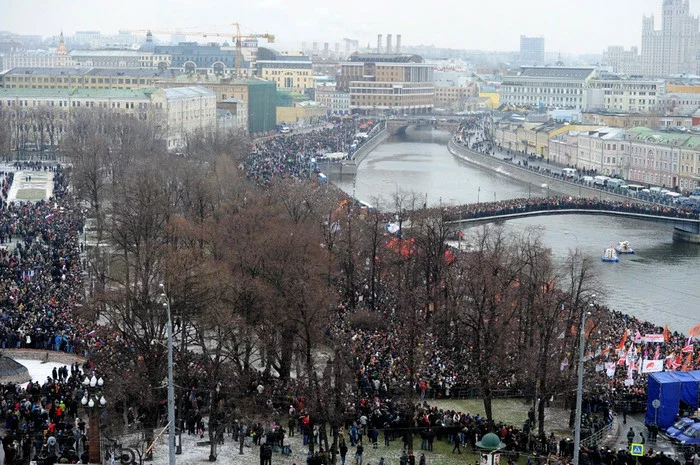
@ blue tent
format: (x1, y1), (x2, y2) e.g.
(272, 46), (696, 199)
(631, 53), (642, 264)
(645, 370), (700, 429)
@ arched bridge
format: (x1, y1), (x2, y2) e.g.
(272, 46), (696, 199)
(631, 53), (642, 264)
(386, 118), (460, 135)
(443, 198), (700, 243)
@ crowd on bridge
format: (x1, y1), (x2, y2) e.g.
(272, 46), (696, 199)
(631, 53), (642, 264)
(439, 196), (700, 223)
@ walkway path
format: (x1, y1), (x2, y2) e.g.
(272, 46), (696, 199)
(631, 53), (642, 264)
(613, 414), (679, 457)
(7, 170), (54, 202)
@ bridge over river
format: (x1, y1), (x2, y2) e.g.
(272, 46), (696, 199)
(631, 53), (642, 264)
(442, 198), (700, 243)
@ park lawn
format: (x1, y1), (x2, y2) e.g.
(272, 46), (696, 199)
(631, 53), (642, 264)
(431, 398), (571, 437)
(431, 398), (532, 426)
(348, 436), (530, 465)
(15, 188), (47, 201)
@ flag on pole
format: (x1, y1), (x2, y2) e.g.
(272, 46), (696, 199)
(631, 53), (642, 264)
(634, 329), (642, 344)
(682, 337), (694, 353)
(618, 329), (628, 350)
(672, 354), (683, 370)
(663, 325), (671, 343)
(654, 345), (661, 360)
(641, 359), (664, 373)
(683, 352), (693, 371)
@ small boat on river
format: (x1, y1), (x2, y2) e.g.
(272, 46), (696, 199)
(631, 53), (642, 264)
(601, 246), (619, 262)
(615, 241), (635, 254)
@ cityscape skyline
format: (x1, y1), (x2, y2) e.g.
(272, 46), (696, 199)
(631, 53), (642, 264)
(1, 0), (695, 55)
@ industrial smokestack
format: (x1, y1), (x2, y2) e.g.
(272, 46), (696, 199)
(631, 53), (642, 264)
(377, 34), (382, 53)
(396, 34), (402, 53)
(386, 34), (392, 54)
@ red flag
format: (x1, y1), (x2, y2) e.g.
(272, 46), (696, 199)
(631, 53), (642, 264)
(654, 346), (661, 360)
(663, 325), (671, 343)
(672, 354), (683, 370)
(682, 337), (694, 353)
(634, 329), (642, 344)
(683, 352), (693, 371)
(618, 330), (628, 350)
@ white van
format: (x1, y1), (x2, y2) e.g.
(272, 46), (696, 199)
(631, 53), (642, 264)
(594, 175), (610, 186)
(562, 168), (577, 179)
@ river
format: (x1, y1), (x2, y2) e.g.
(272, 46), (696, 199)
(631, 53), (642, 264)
(335, 126), (700, 332)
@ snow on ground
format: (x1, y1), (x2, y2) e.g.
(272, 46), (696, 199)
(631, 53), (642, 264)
(7, 170), (54, 203)
(15, 359), (68, 384)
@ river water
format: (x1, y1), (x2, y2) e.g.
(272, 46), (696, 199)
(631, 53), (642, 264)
(335, 127), (700, 332)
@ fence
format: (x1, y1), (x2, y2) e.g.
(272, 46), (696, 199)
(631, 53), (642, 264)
(581, 422), (614, 448)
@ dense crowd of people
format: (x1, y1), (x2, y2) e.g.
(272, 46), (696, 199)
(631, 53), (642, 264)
(0, 127), (696, 465)
(0, 165), (87, 356)
(439, 196), (700, 223)
(0, 362), (95, 465)
(246, 120), (378, 184)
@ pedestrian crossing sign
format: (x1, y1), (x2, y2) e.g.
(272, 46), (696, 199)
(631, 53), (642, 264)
(630, 444), (644, 456)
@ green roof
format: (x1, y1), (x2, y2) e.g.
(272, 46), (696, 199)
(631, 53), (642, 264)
(0, 87), (154, 99)
(626, 126), (700, 148)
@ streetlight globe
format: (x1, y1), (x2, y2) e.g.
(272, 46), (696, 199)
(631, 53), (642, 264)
(83, 376), (90, 386)
(97, 377), (104, 387)
(81, 396), (88, 406)
(90, 375), (98, 387)
(99, 396), (106, 406)
(88, 398), (95, 408)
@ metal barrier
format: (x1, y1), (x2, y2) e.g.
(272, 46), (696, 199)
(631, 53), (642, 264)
(581, 422), (613, 448)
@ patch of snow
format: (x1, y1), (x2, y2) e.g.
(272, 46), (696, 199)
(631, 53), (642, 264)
(14, 359), (68, 384)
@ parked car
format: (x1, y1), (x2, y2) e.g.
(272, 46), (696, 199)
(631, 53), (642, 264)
(665, 417), (694, 439)
(675, 422), (700, 445)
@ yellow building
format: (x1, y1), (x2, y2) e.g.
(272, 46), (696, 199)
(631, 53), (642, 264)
(495, 120), (600, 157)
(255, 47), (313, 93)
(276, 101), (327, 125)
(666, 84), (700, 94)
(434, 82), (477, 110)
(478, 91), (500, 109)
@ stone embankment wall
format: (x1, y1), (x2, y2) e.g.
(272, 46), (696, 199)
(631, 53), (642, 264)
(325, 128), (389, 176)
(448, 138), (649, 203)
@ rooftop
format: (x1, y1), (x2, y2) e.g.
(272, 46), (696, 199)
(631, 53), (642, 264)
(517, 67), (595, 80)
(1, 67), (90, 76)
(161, 86), (215, 99)
(626, 126), (700, 148)
(70, 50), (139, 57)
(0, 67), (179, 78)
(348, 53), (424, 64)
(0, 87), (154, 99)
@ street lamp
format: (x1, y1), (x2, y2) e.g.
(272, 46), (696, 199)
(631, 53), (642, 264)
(477, 186), (481, 204)
(573, 296), (594, 465)
(160, 284), (176, 465)
(81, 373), (106, 463)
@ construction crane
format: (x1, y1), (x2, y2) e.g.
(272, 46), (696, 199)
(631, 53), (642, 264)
(125, 24), (275, 78)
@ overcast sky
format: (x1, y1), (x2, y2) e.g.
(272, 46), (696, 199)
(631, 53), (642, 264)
(0, 0), (689, 54)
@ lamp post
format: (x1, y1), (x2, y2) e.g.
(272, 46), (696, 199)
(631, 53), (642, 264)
(573, 297), (594, 465)
(81, 373), (106, 464)
(477, 186), (481, 204)
(160, 284), (176, 465)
